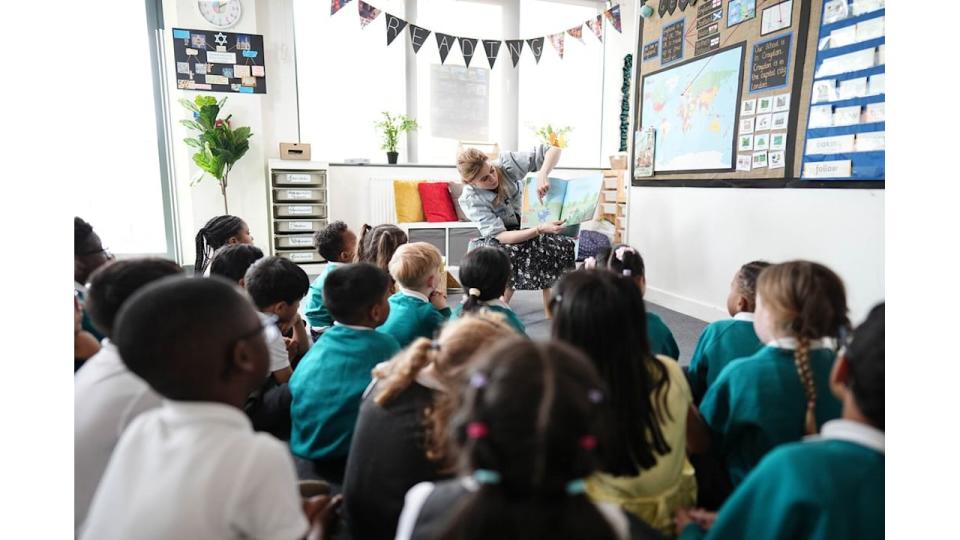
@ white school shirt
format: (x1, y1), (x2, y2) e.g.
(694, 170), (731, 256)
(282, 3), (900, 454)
(259, 311), (292, 373)
(80, 401), (307, 540)
(74, 340), (163, 531)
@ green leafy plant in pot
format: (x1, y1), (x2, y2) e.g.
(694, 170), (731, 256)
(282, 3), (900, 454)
(180, 95), (253, 213)
(375, 112), (418, 164)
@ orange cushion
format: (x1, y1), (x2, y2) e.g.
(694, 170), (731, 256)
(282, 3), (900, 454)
(393, 180), (425, 223)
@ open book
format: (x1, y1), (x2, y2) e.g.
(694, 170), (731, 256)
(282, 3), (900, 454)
(519, 174), (604, 231)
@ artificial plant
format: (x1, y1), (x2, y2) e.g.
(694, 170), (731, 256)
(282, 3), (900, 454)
(374, 112), (418, 154)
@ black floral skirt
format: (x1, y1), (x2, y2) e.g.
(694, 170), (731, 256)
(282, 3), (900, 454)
(470, 234), (576, 290)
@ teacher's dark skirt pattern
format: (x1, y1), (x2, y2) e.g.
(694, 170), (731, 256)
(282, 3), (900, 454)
(470, 234), (576, 290)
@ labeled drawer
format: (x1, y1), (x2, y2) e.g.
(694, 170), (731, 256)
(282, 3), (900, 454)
(274, 219), (326, 233)
(274, 204), (327, 218)
(603, 176), (622, 190)
(275, 235), (316, 249)
(602, 190), (619, 203)
(277, 250), (325, 264)
(273, 188), (326, 203)
(272, 171), (326, 187)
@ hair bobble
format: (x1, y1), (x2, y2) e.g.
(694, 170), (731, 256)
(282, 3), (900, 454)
(565, 479), (587, 495)
(468, 287), (482, 298)
(578, 434), (597, 451)
(583, 257), (597, 269)
(467, 421), (489, 439)
(622, 269), (632, 277)
(587, 389), (603, 404)
(469, 372), (488, 388)
(473, 469), (502, 485)
(614, 246), (636, 261)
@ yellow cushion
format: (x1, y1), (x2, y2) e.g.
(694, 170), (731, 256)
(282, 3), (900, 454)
(393, 180), (425, 223)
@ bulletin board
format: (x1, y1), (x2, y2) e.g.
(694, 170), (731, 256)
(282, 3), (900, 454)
(630, 0), (884, 189)
(172, 28), (267, 94)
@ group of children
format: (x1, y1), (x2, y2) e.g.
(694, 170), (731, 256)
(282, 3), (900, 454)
(74, 214), (884, 539)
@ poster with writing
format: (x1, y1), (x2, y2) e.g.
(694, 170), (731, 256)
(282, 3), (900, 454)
(750, 33), (792, 93)
(661, 19), (685, 65)
(172, 28), (266, 94)
(643, 40), (660, 62)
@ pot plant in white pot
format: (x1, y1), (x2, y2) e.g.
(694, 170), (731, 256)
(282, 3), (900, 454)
(375, 112), (418, 164)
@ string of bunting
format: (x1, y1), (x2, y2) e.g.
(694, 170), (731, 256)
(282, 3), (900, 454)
(331, 0), (623, 69)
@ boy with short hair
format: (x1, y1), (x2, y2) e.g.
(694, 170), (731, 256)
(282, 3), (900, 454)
(305, 221), (358, 328)
(80, 276), (334, 539)
(290, 263), (400, 484)
(74, 258), (183, 532)
(244, 256), (313, 368)
(378, 242), (451, 347)
(208, 244), (264, 285)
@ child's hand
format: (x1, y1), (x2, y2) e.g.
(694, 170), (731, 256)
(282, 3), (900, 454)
(429, 289), (448, 310)
(304, 494), (343, 540)
(675, 507), (717, 534)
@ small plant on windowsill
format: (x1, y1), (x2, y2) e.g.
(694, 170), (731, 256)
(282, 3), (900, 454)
(375, 112), (418, 164)
(180, 95), (253, 213)
(534, 124), (572, 149)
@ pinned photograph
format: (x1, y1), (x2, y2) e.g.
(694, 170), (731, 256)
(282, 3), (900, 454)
(221, 67), (234, 79)
(241, 76), (257, 87)
(752, 150), (768, 169)
(234, 65), (251, 78)
(195, 63), (209, 75)
(757, 96), (773, 114)
(741, 98), (757, 116)
(176, 62), (191, 74)
(737, 154), (753, 171)
(755, 114), (773, 131)
(771, 111), (789, 130)
(772, 92), (790, 112)
(740, 117), (755, 135)
(191, 34), (207, 48)
(754, 133), (770, 151)
(768, 150), (785, 169)
(231, 83), (242, 91)
(739, 134), (754, 151)
(252, 65), (265, 77)
(770, 132), (787, 151)
(237, 35), (252, 51)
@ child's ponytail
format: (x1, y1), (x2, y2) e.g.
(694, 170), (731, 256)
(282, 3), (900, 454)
(374, 337), (435, 407)
(194, 227), (210, 275)
(462, 287), (483, 313)
(356, 223), (374, 263)
(793, 337), (818, 435)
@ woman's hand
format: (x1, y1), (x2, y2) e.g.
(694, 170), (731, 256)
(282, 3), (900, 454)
(538, 220), (567, 235)
(536, 171), (550, 202)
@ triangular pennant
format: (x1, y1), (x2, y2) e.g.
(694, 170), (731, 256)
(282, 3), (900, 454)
(408, 24), (431, 54)
(586, 15), (603, 43)
(482, 40), (501, 69)
(358, 1), (381, 28)
(526, 37), (544, 64)
(331, 0), (353, 16)
(679, 0), (690, 11)
(505, 39), (524, 67)
(567, 24), (584, 44)
(435, 32), (456, 64)
(605, 5), (623, 33)
(548, 32), (565, 59)
(385, 13), (407, 46)
(458, 37), (478, 68)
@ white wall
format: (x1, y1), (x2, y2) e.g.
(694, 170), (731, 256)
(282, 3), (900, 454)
(628, 187), (885, 325)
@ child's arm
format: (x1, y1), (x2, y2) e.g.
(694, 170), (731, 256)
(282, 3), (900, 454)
(290, 312), (312, 360)
(686, 405), (712, 454)
(303, 494), (343, 540)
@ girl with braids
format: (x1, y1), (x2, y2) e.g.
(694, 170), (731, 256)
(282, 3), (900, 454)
(193, 215), (253, 275)
(341, 313), (515, 540)
(356, 223), (408, 294)
(449, 247), (526, 335)
(395, 338), (662, 540)
(697, 261), (850, 489)
(590, 244), (679, 360)
(551, 270), (698, 535)
(686, 261), (772, 405)
(677, 303), (884, 540)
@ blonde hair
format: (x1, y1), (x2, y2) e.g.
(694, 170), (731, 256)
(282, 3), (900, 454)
(372, 312), (516, 468)
(388, 242), (443, 289)
(756, 261), (851, 435)
(456, 147), (510, 207)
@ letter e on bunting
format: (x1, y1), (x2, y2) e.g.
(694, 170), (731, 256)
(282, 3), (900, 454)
(408, 24), (431, 53)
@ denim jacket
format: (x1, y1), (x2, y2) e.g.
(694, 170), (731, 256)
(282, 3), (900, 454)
(458, 144), (549, 237)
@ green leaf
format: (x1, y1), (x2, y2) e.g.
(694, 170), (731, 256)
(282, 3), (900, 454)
(179, 119), (204, 132)
(183, 137), (203, 149)
(179, 98), (199, 113)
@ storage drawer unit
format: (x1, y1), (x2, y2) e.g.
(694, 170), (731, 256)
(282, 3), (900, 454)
(268, 161), (331, 271)
(274, 204), (327, 218)
(274, 219), (327, 233)
(273, 188), (326, 203)
(599, 168), (628, 243)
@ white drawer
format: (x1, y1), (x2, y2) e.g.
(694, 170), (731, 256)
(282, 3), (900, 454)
(273, 188), (326, 202)
(275, 235), (316, 249)
(277, 250), (324, 264)
(272, 171), (326, 187)
(274, 204), (326, 218)
(274, 219), (326, 233)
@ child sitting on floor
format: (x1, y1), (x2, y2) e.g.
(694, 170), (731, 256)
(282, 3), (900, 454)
(208, 244), (264, 285)
(591, 244), (680, 361)
(193, 214), (254, 276)
(379, 242), (451, 347)
(687, 261), (771, 405)
(357, 223), (408, 294)
(290, 263), (400, 485)
(677, 303), (884, 540)
(80, 276), (336, 539)
(244, 256), (313, 368)
(305, 221), (358, 329)
(450, 246), (525, 335)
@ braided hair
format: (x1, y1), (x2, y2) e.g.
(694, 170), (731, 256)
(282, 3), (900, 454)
(757, 261), (851, 435)
(459, 247), (511, 313)
(74, 217), (95, 255)
(441, 338), (617, 540)
(357, 224), (408, 292)
(194, 215), (246, 275)
(734, 260), (771, 311)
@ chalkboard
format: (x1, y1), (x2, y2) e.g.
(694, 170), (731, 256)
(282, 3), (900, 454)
(750, 33), (792, 93)
(172, 28), (266, 94)
(661, 19), (685, 65)
(643, 40), (660, 62)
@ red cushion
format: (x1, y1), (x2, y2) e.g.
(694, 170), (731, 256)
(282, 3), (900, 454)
(417, 182), (459, 222)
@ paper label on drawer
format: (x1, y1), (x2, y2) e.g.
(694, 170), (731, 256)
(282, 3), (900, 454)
(289, 253), (313, 262)
(288, 222), (312, 231)
(285, 190), (312, 199)
(286, 174), (312, 183)
(288, 237), (314, 246)
(287, 206), (313, 215)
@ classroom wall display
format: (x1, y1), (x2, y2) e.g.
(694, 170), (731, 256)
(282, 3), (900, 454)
(172, 28), (266, 94)
(750, 33), (792, 93)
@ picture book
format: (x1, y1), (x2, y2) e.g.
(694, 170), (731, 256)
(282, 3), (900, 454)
(519, 174), (603, 230)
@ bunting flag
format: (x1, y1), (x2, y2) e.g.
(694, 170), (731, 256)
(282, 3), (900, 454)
(358, 1), (381, 28)
(385, 13), (407, 46)
(567, 24), (584, 44)
(526, 37), (545, 64)
(679, 0), (690, 10)
(458, 37), (479, 68)
(482, 39), (502, 69)
(548, 32), (565, 59)
(435, 32), (456, 64)
(605, 5), (623, 33)
(331, 0), (352, 16)
(586, 15), (603, 43)
(505, 39), (524, 67)
(408, 24), (431, 53)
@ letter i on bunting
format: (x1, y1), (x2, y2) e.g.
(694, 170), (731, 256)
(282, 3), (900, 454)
(548, 32), (565, 59)
(482, 40), (501, 69)
(459, 37), (479, 68)
(331, 0), (352, 16)
(436, 32), (455, 64)
(605, 5), (623, 33)
(586, 14), (603, 42)
(505, 40), (524, 67)
(567, 24), (584, 44)
(408, 24), (431, 53)
(357, 0), (381, 28)
(526, 37), (545, 64)
(385, 13), (408, 46)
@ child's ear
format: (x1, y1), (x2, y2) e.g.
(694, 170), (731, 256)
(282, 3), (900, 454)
(829, 355), (851, 400)
(426, 274), (436, 289)
(231, 338), (267, 380)
(737, 295), (751, 313)
(226, 236), (240, 246)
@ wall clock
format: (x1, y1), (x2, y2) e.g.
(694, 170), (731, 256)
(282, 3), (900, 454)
(197, 0), (243, 29)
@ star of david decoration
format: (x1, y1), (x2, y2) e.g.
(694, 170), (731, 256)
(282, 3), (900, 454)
(214, 32), (228, 46)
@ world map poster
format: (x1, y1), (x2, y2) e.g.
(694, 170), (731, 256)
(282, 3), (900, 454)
(640, 44), (744, 172)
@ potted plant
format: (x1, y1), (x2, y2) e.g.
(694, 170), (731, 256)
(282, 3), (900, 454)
(180, 95), (253, 213)
(375, 112), (418, 164)
(534, 124), (573, 149)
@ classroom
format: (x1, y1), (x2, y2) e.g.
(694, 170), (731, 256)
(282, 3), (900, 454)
(8, 0), (924, 537)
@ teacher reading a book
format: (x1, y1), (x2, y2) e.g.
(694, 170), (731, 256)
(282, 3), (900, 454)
(456, 144), (575, 314)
